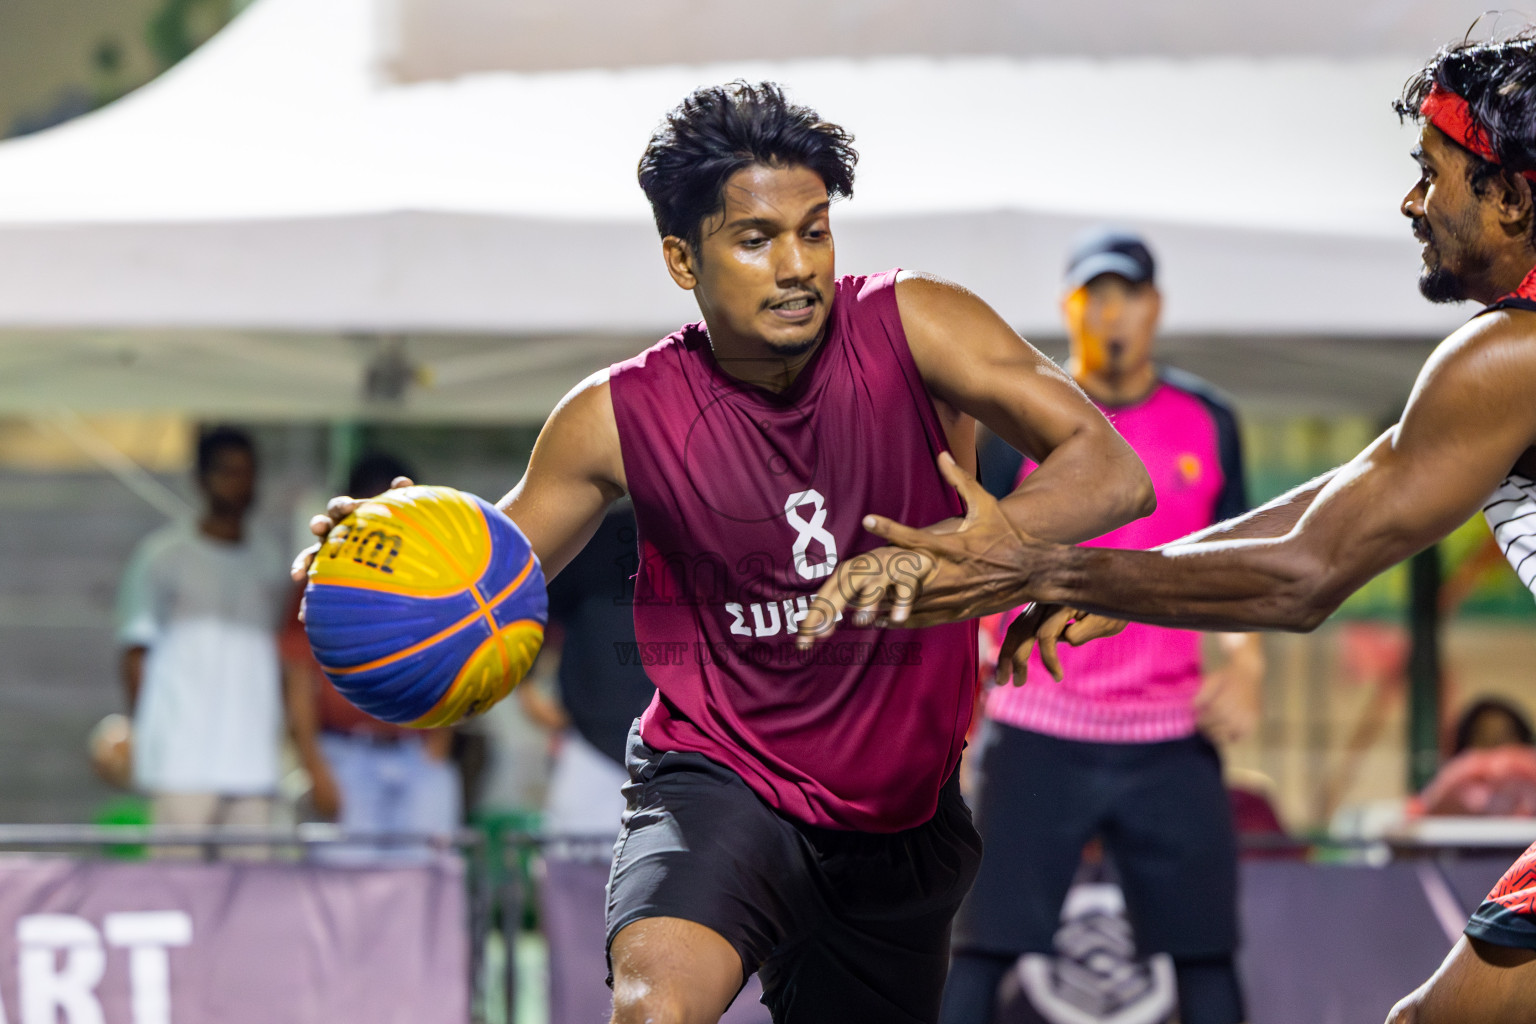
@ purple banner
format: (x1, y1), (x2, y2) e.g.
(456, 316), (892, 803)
(0, 857), (468, 1024)
(1238, 858), (1508, 1024)
(994, 859), (1514, 1024)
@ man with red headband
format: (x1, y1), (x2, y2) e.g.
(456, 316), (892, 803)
(798, 34), (1536, 1023)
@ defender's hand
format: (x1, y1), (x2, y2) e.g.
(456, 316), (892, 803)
(995, 605), (1127, 686)
(798, 453), (1044, 645)
(289, 476), (416, 583)
(796, 545), (938, 638)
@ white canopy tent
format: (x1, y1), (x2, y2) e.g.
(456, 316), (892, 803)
(390, 0), (1505, 78)
(0, 0), (1493, 420)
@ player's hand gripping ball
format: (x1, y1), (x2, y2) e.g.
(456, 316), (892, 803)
(304, 486), (547, 726)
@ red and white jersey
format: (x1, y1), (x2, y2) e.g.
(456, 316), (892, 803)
(1485, 474), (1536, 598)
(1474, 268), (1536, 604)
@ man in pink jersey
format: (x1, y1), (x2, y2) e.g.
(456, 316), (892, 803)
(298, 82), (1154, 1024)
(800, 34), (1536, 1024)
(940, 230), (1263, 1024)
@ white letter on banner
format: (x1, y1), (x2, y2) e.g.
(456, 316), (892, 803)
(17, 915), (105, 1024)
(105, 912), (192, 1024)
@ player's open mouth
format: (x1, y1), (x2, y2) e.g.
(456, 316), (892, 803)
(768, 296), (818, 321)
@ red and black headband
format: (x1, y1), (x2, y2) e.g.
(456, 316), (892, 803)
(1421, 82), (1536, 182)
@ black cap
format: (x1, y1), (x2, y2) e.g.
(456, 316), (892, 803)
(1063, 228), (1156, 289)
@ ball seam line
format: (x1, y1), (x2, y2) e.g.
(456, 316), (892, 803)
(471, 502), (512, 681)
(407, 619), (545, 728)
(382, 497), (492, 595)
(318, 553), (539, 677)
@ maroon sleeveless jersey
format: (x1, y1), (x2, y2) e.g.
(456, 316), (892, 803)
(608, 270), (978, 832)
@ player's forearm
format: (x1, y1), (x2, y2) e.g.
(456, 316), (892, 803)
(1161, 471), (1335, 549)
(1026, 537), (1335, 632)
(1000, 430), (1154, 544)
(1081, 454), (1444, 628)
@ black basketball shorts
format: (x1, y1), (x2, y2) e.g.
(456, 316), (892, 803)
(954, 722), (1239, 959)
(606, 726), (983, 1024)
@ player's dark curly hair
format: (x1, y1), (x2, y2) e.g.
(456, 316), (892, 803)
(1396, 28), (1536, 196)
(637, 81), (858, 252)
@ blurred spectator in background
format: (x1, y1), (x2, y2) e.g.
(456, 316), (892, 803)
(116, 426), (302, 852)
(1454, 698), (1536, 753)
(942, 231), (1262, 1024)
(521, 503), (768, 1024)
(280, 452), (461, 861)
(1417, 698), (1536, 817)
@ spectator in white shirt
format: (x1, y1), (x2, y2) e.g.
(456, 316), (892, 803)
(117, 426), (319, 851)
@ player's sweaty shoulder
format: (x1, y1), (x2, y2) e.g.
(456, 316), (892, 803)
(891, 272), (993, 427)
(1416, 303), (1516, 373)
(1409, 309), (1536, 454)
(1445, 307), (1536, 392)
(1482, 308), (1536, 472)
(1459, 309), (1536, 475)
(892, 271), (986, 325)
(541, 369), (626, 496)
(891, 271), (1024, 370)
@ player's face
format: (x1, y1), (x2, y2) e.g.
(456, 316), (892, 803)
(200, 446), (256, 518)
(1063, 274), (1160, 382)
(1402, 124), (1501, 304)
(669, 163), (836, 362)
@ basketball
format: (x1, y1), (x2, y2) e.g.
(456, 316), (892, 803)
(304, 485), (547, 727)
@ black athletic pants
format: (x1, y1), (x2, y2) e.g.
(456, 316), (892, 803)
(941, 723), (1244, 1024)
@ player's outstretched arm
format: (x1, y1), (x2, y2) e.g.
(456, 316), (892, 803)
(1022, 310), (1536, 630)
(794, 274), (1154, 638)
(808, 309), (1536, 634)
(995, 472), (1339, 681)
(291, 371), (626, 584)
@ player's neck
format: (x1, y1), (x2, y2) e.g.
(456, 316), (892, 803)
(1073, 361), (1157, 407)
(705, 328), (826, 394)
(1477, 251), (1536, 305)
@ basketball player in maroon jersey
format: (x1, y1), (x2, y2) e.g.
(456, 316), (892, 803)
(297, 82), (1153, 1023)
(799, 36), (1536, 1023)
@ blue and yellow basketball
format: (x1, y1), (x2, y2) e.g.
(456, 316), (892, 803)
(304, 486), (546, 727)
